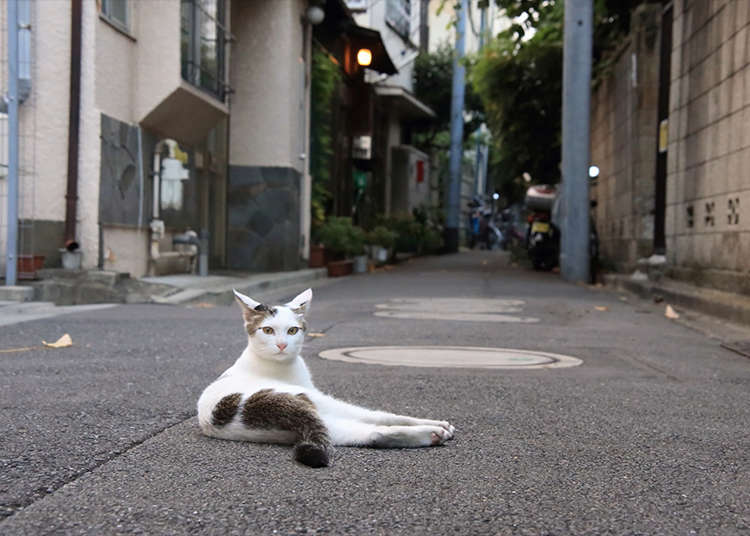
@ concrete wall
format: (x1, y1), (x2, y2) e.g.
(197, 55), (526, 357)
(666, 0), (750, 288)
(134, 0), (181, 125)
(590, 4), (662, 271)
(229, 0), (306, 170)
(227, 166), (301, 271)
(227, 0), (307, 271)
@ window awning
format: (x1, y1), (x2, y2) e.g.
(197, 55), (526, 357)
(374, 85), (436, 120)
(313, 0), (397, 76)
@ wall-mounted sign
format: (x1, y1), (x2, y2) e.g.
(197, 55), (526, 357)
(353, 135), (372, 160)
(658, 119), (668, 153)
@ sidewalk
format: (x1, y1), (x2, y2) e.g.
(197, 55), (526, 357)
(604, 272), (750, 327)
(141, 268), (328, 305)
(0, 267), (328, 306)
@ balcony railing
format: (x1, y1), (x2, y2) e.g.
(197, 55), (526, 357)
(181, 0), (227, 101)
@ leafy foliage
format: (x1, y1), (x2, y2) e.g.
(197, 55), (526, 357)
(310, 46), (342, 238)
(318, 217), (365, 258)
(470, 0), (642, 202)
(412, 44), (484, 151)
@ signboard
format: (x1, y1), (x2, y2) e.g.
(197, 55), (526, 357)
(658, 119), (668, 153)
(353, 135), (372, 160)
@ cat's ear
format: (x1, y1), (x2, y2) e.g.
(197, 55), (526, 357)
(233, 289), (265, 326)
(233, 289), (260, 310)
(286, 288), (312, 315)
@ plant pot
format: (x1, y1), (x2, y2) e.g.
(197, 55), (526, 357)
(60, 249), (82, 270)
(327, 259), (353, 277)
(309, 244), (327, 268)
(352, 254), (368, 273)
(17, 254), (45, 280)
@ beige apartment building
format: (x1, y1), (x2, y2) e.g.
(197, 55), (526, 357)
(1, 0), (387, 279)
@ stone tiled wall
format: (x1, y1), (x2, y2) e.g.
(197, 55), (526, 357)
(227, 166), (301, 272)
(666, 0), (750, 280)
(590, 4), (662, 271)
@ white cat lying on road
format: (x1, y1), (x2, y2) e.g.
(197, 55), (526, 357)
(197, 288), (455, 467)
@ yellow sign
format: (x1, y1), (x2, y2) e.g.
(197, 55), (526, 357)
(658, 119), (668, 153)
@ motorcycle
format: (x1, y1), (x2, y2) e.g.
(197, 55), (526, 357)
(525, 185), (559, 270)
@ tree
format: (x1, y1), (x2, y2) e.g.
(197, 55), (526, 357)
(412, 44), (484, 152)
(470, 0), (642, 202)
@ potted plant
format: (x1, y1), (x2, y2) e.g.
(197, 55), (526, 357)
(366, 226), (396, 265)
(318, 217), (357, 277)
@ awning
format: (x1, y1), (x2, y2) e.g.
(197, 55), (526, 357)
(374, 85), (436, 119)
(345, 25), (397, 75)
(313, 0), (397, 76)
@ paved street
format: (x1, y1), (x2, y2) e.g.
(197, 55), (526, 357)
(1, 251), (749, 535)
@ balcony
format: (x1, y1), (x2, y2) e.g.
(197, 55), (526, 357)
(181, 0), (227, 102)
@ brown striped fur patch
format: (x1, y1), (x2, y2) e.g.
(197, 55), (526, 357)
(241, 389), (332, 467)
(212, 393), (242, 426)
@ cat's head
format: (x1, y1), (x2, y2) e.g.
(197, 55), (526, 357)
(233, 288), (312, 362)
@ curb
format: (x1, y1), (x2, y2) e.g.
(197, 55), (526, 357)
(603, 273), (750, 326)
(0, 285), (34, 302)
(150, 268), (329, 305)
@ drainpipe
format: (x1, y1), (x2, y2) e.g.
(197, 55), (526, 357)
(64, 0), (82, 250)
(4, 0), (19, 285)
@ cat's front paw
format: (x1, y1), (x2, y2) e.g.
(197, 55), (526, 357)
(420, 419), (455, 439)
(430, 426), (452, 445)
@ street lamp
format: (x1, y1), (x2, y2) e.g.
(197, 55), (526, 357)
(305, 5), (325, 25)
(357, 48), (372, 67)
(588, 165), (600, 179)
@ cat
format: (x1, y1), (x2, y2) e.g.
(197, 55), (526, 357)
(197, 288), (455, 468)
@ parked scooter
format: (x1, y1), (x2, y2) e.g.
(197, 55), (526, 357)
(525, 185), (559, 270)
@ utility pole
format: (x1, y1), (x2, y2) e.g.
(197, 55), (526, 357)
(445, 0), (467, 253)
(560, 0), (593, 283)
(5, 0), (19, 286)
(473, 1), (488, 196)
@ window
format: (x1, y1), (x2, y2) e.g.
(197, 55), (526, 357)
(181, 0), (227, 101)
(345, 0), (368, 12)
(101, 0), (129, 32)
(386, 0), (410, 39)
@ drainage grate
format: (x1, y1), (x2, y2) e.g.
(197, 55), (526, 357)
(319, 346), (583, 369)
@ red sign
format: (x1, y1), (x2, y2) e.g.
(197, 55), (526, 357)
(416, 160), (424, 183)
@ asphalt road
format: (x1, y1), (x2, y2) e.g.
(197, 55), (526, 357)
(1, 251), (748, 535)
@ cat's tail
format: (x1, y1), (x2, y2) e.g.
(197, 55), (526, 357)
(291, 393), (334, 468)
(238, 389), (333, 468)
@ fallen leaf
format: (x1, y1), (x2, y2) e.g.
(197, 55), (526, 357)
(42, 334), (73, 349)
(665, 305), (680, 319)
(307, 332), (326, 338)
(189, 302), (215, 309)
(594, 306), (608, 312)
(619, 296), (628, 302)
(481, 260), (488, 265)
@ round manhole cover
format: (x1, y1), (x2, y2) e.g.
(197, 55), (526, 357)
(318, 346), (583, 369)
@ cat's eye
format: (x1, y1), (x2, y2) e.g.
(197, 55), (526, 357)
(261, 327), (274, 335)
(287, 327), (300, 335)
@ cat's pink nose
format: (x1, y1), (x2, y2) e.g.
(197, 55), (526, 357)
(276, 342), (287, 351)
